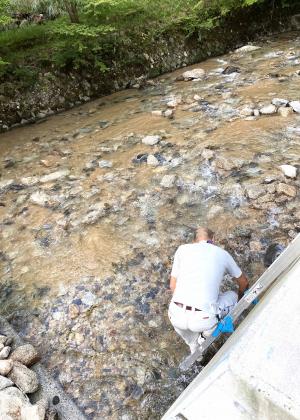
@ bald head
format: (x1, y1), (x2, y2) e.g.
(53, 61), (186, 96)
(194, 226), (214, 242)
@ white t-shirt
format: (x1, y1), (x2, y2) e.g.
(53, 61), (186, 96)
(171, 241), (242, 310)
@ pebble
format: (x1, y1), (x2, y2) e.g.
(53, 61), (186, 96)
(279, 164), (297, 178)
(272, 98), (289, 107)
(40, 169), (70, 183)
(29, 191), (50, 207)
(260, 104), (277, 115)
(276, 183), (297, 197)
(151, 110), (163, 116)
(0, 360), (13, 376)
(164, 109), (174, 118)
(0, 375), (13, 391)
(0, 347), (11, 360)
(289, 101), (300, 113)
(160, 175), (176, 188)
(99, 160), (113, 168)
(142, 135), (161, 146)
(147, 155), (159, 166)
(278, 106), (293, 117)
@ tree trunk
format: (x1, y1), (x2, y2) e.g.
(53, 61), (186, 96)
(63, 0), (80, 23)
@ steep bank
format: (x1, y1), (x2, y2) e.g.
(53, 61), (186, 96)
(1, 2), (300, 131)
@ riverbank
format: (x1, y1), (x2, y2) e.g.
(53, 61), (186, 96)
(1, 2), (300, 131)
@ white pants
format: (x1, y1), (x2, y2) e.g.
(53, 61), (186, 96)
(168, 291), (238, 353)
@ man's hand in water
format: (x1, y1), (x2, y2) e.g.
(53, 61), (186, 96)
(236, 273), (249, 300)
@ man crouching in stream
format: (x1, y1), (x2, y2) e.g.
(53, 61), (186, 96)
(168, 227), (249, 354)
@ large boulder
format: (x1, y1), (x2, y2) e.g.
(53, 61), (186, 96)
(10, 344), (40, 367)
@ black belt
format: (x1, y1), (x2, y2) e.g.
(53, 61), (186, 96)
(174, 302), (202, 311)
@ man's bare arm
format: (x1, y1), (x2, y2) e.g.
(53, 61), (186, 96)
(235, 273), (249, 300)
(170, 276), (177, 293)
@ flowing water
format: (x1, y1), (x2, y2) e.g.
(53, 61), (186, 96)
(0, 31), (300, 419)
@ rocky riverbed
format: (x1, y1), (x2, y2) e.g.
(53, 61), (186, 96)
(0, 31), (300, 419)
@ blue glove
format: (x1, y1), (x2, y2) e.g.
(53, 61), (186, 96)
(212, 315), (234, 338)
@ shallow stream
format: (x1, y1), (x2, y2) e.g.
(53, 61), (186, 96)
(0, 31), (300, 419)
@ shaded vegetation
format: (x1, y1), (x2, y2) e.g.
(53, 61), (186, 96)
(0, 0), (299, 84)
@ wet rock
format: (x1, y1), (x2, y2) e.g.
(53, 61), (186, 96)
(0, 375), (13, 391)
(289, 101), (300, 113)
(249, 241), (262, 252)
(132, 153), (148, 164)
(207, 205), (223, 219)
(201, 149), (215, 160)
(234, 45), (260, 53)
(147, 155), (159, 166)
(278, 106), (293, 117)
(182, 68), (205, 80)
(222, 66), (240, 74)
(279, 164), (297, 178)
(164, 109), (174, 119)
(0, 347), (11, 359)
(8, 361), (39, 393)
(276, 183), (297, 197)
(142, 135), (161, 146)
(260, 104), (277, 115)
(240, 106), (254, 117)
(264, 244), (285, 267)
(160, 175), (176, 188)
(30, 191), (51, 207)
(0, 359), (13, 376)
(81, 203), (107, 225)
(151, 110), (163, 117)
(10, 344), (40, 367)
(21, 176), (39, 186)
(272, 98), (288, 107)
(99, 160), (113, 168)
(245, 184), (266, 200)
(40, 169), (70, 183)
(0, 179), (14, 192)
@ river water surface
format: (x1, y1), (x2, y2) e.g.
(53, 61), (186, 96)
(1, 31), (300, 419)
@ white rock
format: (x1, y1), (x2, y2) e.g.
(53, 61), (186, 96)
(278, 106), (293, 117)
(147, 155), (159, 166)
(142, 135), (161, 146)
(40, 169), (70, 183)
(151, 110), (163, 116)
(21, 176), (39, 186)
(253, 109), (260, 117)
(0, 347), (11, 360)
(98, 160), (112, 168)
(164, 109), (174, 118)
(194, 94), (202, 101)
(0, 179), (14, 192)
(272, 98), (289, 107)
(202, 148), (215, 160)
(167, 99), (180, 108)
(0, 360), (13, 376)
(81, 292), (97, 306)
(160, 175), (176, 188)
(30, 191), (50, 207)
(289, 101), (300, 113)
(240, 106), (254, 117)
(260, 104), (277, 115)
(235, 45), (261, 53)
(279, 164), (297, 178)
(0, 375), (13, 391)
(182, 68), (205, 80)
